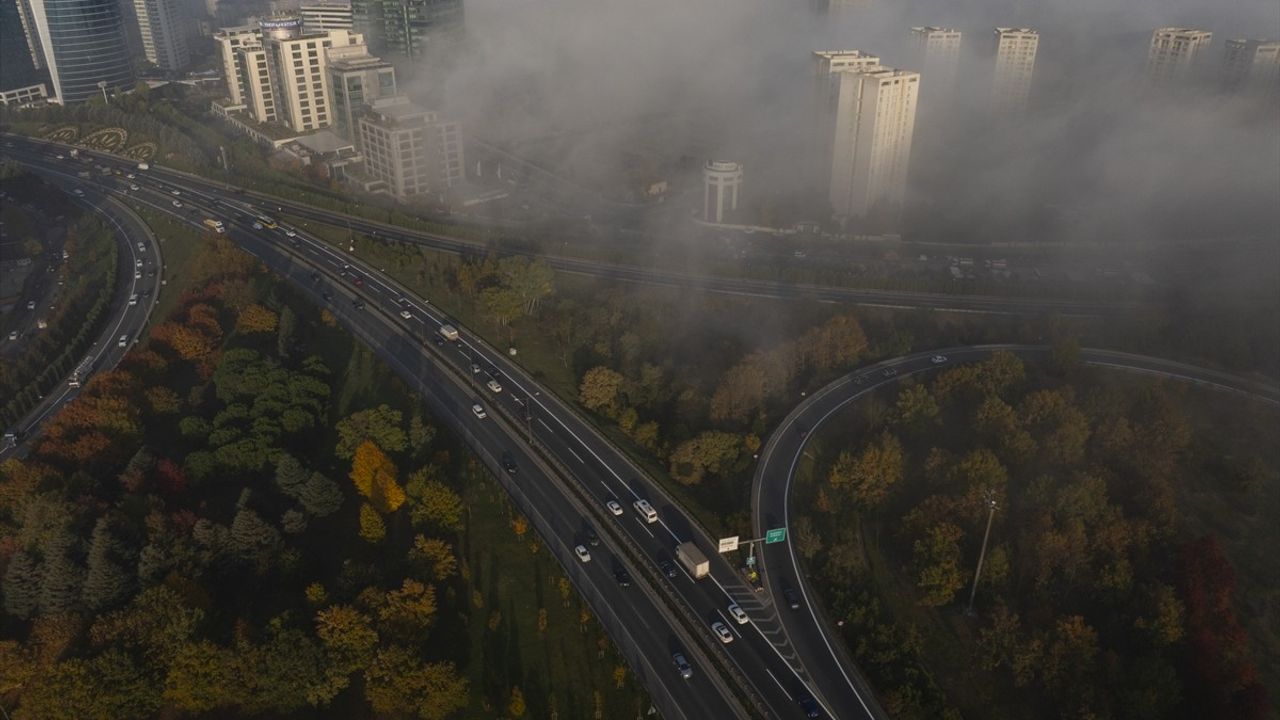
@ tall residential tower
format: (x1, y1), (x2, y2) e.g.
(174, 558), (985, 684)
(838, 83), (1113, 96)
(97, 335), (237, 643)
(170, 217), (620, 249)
(992, 27), (1038, 114)
(1146, 28), (1213, 84)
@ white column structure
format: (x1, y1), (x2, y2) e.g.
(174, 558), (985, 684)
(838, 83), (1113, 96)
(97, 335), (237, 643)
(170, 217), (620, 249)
(703, 161), (743, 223)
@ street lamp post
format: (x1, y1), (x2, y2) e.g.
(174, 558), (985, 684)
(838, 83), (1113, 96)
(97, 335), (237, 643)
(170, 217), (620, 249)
(97, 81), (109, 104)
(966, 489), (999, 615)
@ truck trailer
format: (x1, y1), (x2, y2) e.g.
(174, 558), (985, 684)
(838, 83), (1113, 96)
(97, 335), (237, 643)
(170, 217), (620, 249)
(676, 542), (709, 580)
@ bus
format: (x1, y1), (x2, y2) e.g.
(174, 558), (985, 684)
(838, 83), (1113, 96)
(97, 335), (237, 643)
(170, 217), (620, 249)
(257, 216), (278, 229)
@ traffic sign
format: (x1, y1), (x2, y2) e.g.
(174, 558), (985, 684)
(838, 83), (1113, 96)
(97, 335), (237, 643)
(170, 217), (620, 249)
(765, 527), (787, 544)
(717, 536), (740, 553)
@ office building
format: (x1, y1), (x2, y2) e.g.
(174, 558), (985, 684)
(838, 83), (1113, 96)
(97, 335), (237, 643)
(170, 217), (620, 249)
(327, 43), (396, 139)
(134, 0), (191, 71)
(357, 96), (464, 198)
(1146, 28), (1213, 84)
(352, 0), (463, 60)
(992, 27), (1038, 114)
(909, 27), (962, 100)
(702, 161), (742, 223)
(816, 52), (919, 218)
(215, 17), (367, 132)
(23, 0), (136, 102)
(301, 1), (353, 33)
(1223, 38), (1279, 94)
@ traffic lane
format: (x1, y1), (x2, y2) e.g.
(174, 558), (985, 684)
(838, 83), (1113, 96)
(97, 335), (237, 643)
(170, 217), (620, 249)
(242, 238), (737, 720)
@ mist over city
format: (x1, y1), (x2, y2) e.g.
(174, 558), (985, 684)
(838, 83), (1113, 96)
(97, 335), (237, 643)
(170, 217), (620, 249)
(0, 0), (1277, 719)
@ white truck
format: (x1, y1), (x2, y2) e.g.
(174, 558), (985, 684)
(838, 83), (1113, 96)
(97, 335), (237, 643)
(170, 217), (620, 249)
(439, 324), (459, 342)
(68, 356), (95, 388)
(676, 542), (709, 580)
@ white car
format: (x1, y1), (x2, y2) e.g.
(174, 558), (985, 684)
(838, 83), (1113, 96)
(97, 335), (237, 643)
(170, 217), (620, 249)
(399, 310), (412, 320)
(126, 173), (136, 179)
(633, 498), (658, 523)
(128, 294), (138, 306)
(727, 603), (749, 625)
(486, 379), (502, 393)
(134, 270), (141, 279)
(118, 335), (128, 347)
(135, 259), (143, 268)
(72, 188), (84, 196)
(606, 500), (624, 516)
(285, 229), (297, 238)
(137, 242), (146, 252)
(471, 403), (487, 419)
(470, 363), (481, 374)
(128, 183), (139, 191)
(931, 355), (948, 364)
(170, 189), (180, 196)
(25, 301), (35, 311)
(7, 330), (17, 341)
(171, 200), (183, 208)
(711, 621), (733, 644)
(252, 222), (263, 230)
(574, 545), (591, 563)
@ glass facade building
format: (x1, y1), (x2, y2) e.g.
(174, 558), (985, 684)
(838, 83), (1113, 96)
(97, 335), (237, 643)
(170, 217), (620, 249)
(27, 0), (135, 102)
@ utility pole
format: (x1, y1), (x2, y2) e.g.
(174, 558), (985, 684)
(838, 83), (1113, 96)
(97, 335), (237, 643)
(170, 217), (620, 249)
(966, 489), (998, 615)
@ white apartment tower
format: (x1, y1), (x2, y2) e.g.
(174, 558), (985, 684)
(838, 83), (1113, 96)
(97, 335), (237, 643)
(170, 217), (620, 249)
(1223, 38), (1279, 94)
(910, 27), (962, 97)
(1146, 28), (1213, 84)
(702, 161), (742, 223)
(992, 27), (1038, 114)
(134, 0), (191, 71)
(358, 96), (464, 198)
(300, 2), (353, 34)
(815, 52), (919, 218)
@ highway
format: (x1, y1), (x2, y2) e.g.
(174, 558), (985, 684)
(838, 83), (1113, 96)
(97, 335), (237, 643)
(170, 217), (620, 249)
(0, 177), (162, 459)
(751, 344), (1280, 717)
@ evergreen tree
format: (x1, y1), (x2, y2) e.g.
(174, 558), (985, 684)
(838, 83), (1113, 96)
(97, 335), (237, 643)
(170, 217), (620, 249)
(275, 453), (309, 498)
(298, 472), (344, 517)
(2, 550), (43, 619)
(39, 533), (84, 615)
(229, 509), (282, 566)
(82, 518), (135, 611)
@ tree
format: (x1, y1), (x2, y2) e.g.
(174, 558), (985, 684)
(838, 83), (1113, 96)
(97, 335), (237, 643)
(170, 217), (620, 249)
(579, 366), (626, 417)
(709, 358), (768, 423)
(378, 578), (437, 635)
(1134, 582), (1185, 647)
(89, 586), (204, 665)
(298, 471), (344, 517)
(668, 431), (742, 485)
(480, 285), (525, 326)
(144, 386), (182, 415)
(230, 508), (283, 566)
(315, 604), (378, 682)
(81, 518), (134, 611)
(828, 431), (903, 509)
(894, 385), (940, 432)
(500, 256), (555, 314)
(39, 532), (84, 615)
(335, 405), (408, 458)
(275, 453), (309, 497)
(509, 686), (527, 717)
(406, 471), (464, 531)
(912, 522), (965, 606)
(1041, 615), (1099, 696)
(236, 627), (328, 714)
(350, 440), (406, 513)
(363, 646), (468, 720)
(409, 536), (458, 582)
(277, 306), (298, 358)
(164, 641), (238, 712)
(237, 303), (279, 333)
(359, 503), (386, 544)
(3, 550), (43, 619)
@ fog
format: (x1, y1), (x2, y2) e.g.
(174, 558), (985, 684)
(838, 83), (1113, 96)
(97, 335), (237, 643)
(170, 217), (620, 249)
(422, 0), (1278, 244)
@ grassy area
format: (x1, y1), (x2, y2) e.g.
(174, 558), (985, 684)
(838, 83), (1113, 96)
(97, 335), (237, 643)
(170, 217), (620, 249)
(129, 205), (209, 323)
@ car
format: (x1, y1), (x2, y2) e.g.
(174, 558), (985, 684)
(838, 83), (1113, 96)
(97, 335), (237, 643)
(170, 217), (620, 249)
(471, 403), (487, 419)
(25, 300), (35, 311)
(632, 498), (658, 523)
(470, 363), (482, 374)
(782, 585), (801, 610)
(727, 603), (749, 625)
(881, 367), (898, 377)
(796, 423), (809, 438)
(126, 173), (136, 179)
(72, 188), (84, 196)
(284, 228), (297, 238)
(659, 560), (677, 578)
(117, 335), (128, 347)
(584, 526), (599, 546)
(321, 291), (333, 301)
(711, 621), (733, 644)
(137, 242), (146, 252)
(486, 379), (503, 393)
(931, 355), (948, 364)
(252, 222), (264, 230)
(798, 694), (822, 719)
(127, 294), (138, 306)
(605, 500), (624, 516)
(433, 335), (445, 347)
(672, 653), (693, 680)
(134, 270), (141, 279)
(399, 310), (412, 320)
(310, 272), (321, 283)
(146, 270), (156, 278)
(352, 299), (365, 309)
(128, 183), (139, 191)
(501, 453), (517, 476)
(7, 331), (17, 341)
(171, 200), (183, 208)
(290, 238), (301, 248)
(614, 569), (632, 587)
(574, 545), (591, 563)
(169, 189), (180, 196)
(55, 154), (64, 160)
(352, 276), (364, 287)
(135, 259), (142, 268)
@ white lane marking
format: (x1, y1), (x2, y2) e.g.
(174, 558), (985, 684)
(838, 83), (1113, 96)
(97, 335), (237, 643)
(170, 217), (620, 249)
(764, 668), (790, 698)
(567, 446), (584, 463)
(634, 517), (655, 538)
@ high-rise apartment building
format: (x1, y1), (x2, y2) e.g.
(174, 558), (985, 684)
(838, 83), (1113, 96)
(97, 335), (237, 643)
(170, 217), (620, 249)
(327, 43), (396, 139)
(24, 0), (136, 102)
(215, 18), (367, 132)
(992, 27), (1038, 114)
(909, 26), (962, 96)
(1145, 28), (1213, 84)
(357, 96), (463, 197)
(815, 52), (919, 218)
(134, 0), (191, 71)
(352, 0), (463, 60)
(301, 1), (353, 33)
(1223, 38), (1279, 94)
(702, 161), (742, 223)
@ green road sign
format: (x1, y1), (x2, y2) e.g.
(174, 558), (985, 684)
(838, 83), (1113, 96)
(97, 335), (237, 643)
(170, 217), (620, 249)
(765, 527), (787, 544)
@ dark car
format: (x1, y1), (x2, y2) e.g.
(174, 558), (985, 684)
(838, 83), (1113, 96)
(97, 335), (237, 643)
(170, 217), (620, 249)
(796, 423), (809, 438)
(659, 560), (677, 579)
(584, 526), (599, 547)
(310, 272), (321, 283)
(321, 291), (333, 302)
(798, 694), (822, 718)
(614, 569), (632, 587)
(352, 276), (364, 287)
(881, 367), (898, 378)
(433, 335), (445, 347)
(501, 453), (517, 476)
(782, 584), (801, 610)
(672, 653), (692, 680)
(352, 299), (365, 310)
